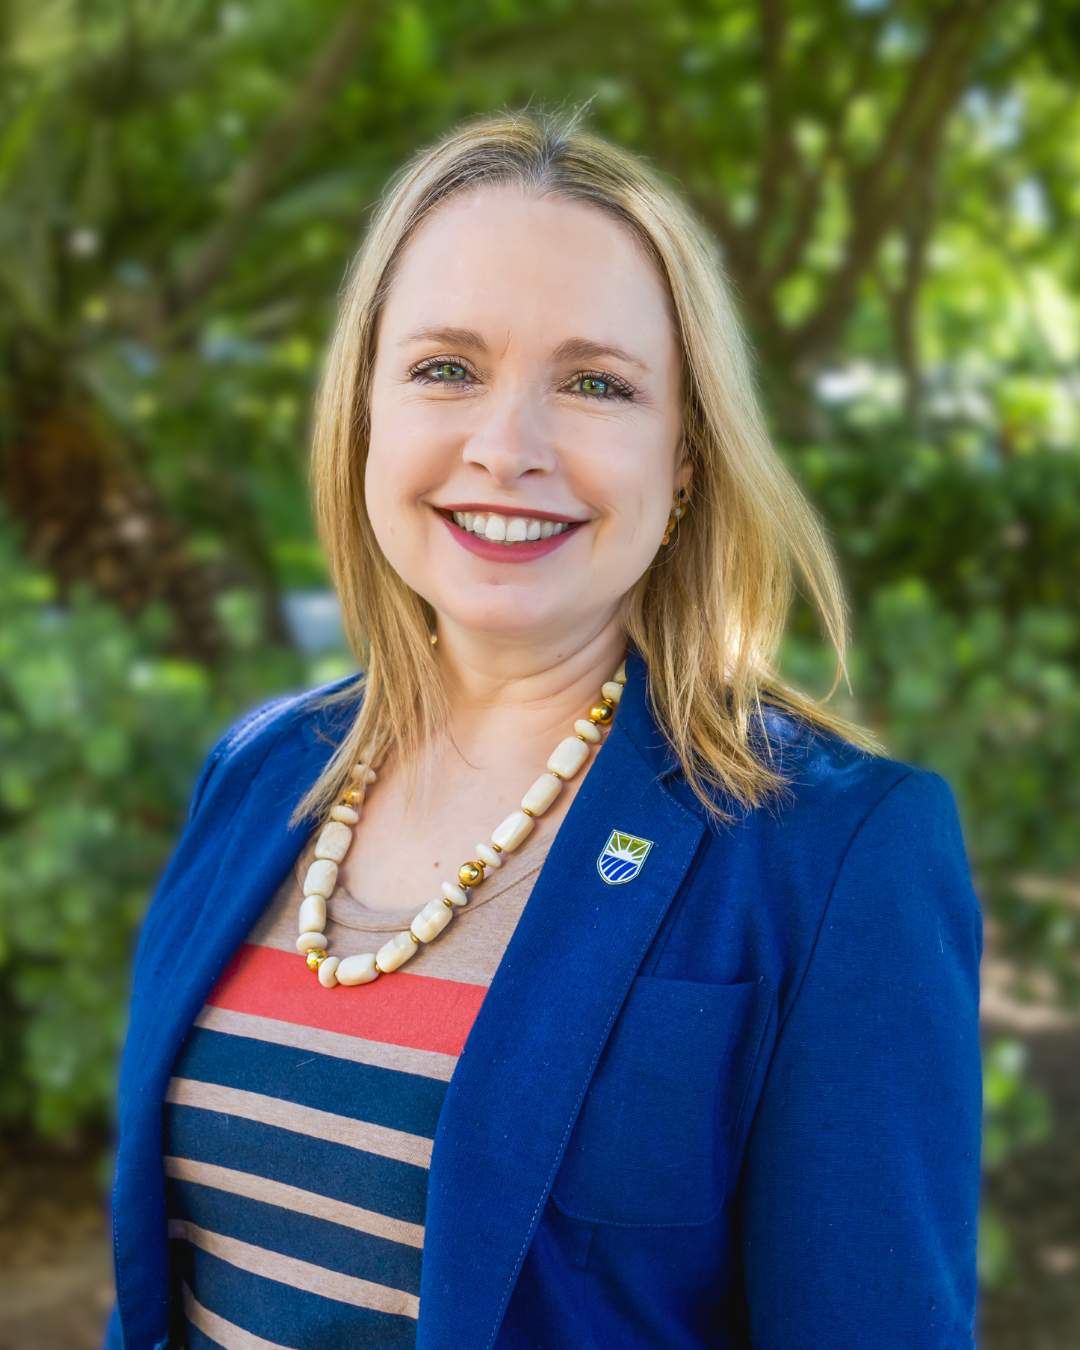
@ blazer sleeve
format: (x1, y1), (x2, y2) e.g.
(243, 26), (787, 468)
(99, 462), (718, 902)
(737, 768), (984, 1350)
(101, 690), (298, 1350)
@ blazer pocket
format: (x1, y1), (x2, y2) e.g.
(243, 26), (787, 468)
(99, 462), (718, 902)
(550, 973), (772, 1228)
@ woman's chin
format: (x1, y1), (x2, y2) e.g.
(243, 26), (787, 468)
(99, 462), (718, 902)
(431, 606), (567, 642)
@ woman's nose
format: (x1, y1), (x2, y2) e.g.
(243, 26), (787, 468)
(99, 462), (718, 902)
(461, 396), (556, 480)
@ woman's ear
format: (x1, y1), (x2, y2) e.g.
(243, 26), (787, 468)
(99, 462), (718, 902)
(676, 449), (693, 501)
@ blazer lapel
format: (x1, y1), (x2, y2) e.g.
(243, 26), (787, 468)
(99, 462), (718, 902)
(416, 645), (706, 1349)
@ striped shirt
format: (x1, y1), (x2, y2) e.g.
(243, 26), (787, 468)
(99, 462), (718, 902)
(163, 823), (552, 1349)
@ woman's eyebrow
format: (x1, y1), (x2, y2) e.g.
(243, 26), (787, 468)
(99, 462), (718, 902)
(398, 325), (650, 374)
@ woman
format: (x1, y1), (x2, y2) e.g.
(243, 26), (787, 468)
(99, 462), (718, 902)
(104, 106), (983, 1349)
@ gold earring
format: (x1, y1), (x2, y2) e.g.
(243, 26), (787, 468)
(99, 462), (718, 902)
(661, 487), (688, 546)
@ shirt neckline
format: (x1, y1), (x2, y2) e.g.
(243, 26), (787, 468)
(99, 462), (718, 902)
(291, 832), (552, 932)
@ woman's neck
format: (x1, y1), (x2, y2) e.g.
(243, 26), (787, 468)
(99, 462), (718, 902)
(432, 620), (628, 771)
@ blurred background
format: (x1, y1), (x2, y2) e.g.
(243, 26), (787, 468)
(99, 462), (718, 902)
(0, 1), (1077, 1346)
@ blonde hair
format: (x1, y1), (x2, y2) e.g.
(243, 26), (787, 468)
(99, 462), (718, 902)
(291, 101), (885, 834)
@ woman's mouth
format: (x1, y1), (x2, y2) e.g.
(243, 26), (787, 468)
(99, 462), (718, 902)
(431, 506), (588, 563)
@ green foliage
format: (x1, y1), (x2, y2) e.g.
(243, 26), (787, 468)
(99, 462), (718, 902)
(977, 1036), (1053, 1284)
(0, 510), (310, 1138)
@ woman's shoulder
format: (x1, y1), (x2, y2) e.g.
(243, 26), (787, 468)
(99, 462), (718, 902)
(703, 699), (971, 893)
(213, 671), (361, 756)
(187, 671), (362, 818)
(680, 705), (980, 1001)
(754, 697), (960, 819)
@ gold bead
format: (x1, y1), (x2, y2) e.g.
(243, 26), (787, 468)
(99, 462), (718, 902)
(521, 807), (535, 818)
(306, 950), (327, 971)
(343, 787), (364, 807)
(409, 931), (420, 944)
(458, 860), (484, 887)
(442, 897), (455, 909)
(373, 960), (384, 975)
(588, 701), (615, 725)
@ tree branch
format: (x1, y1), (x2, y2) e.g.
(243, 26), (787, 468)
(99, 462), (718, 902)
(167, 4), (375, 317)
(758, 2), (893, 293)
(753, 0), (791, 234)
(783, 0), (1000, 369)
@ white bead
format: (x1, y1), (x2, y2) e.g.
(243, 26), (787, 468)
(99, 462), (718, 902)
(615, 660), (627, 684)
(351, 763), (377, 783)
(547, 736), (591, 779)
(601, 681), (623, 704)
(303, 860), (338, 898)
(318, 955), (340, 987)
(476, 843), (502, 870)
(296, 931), (328, 953)
(376, 930), (418, 973)
(330, 804), (360, 825)
(298, 894), (326, 933)
(315, 820), (352, 863)
(574, 719), (602, 743)
(491, 809), (536, 852)
(441, 880), (469, 907)
(521, 772), (562, 816)
(411, 898), (454, 943)
(336, 952), (378, 985)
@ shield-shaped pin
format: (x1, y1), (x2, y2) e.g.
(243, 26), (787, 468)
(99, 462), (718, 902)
(596, 829), (655, 885)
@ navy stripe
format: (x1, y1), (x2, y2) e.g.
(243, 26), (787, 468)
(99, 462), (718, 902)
(174, 1240), (418, 1348)
(186, 1321), (225, 1349)
(166, 1103), (428, 1227)
(165, 1177), (423, 1295)
(172, 1025), (447, 1137)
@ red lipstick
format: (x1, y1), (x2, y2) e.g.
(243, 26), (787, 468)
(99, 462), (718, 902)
(432, 506), (587, 563)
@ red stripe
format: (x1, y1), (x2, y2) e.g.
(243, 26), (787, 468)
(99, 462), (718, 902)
(205, 943), (488, 1056)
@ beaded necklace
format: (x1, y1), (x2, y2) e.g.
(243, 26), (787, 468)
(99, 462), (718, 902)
(297, 654), (627, 987)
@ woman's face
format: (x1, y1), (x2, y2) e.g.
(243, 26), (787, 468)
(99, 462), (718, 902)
(366, 184), (688, 646)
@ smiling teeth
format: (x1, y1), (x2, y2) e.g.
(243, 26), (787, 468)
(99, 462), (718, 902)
(451, 511), (571, 542)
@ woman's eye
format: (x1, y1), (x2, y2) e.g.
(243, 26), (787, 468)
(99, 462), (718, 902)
(407, 358), (635, 401)
(411, 359), (471, 385)
(569, 371), (635, 400)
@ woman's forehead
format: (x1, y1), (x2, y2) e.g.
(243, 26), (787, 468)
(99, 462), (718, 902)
(381, 187), (677, 363)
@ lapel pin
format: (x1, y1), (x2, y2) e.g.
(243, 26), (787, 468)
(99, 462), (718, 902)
(596, 829), (655, 885)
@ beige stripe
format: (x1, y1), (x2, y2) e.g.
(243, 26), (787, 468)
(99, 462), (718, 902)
(164, 1155), (424, 1248)
(168, 1218), (419, 1320)
(192, 1003), (458, 1082)
(166, 1077), (433, 1168)
(182, 1278), (294, 1349)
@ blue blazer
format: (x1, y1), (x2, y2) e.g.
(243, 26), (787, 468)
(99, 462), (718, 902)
(103, 644), (984, 1349)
